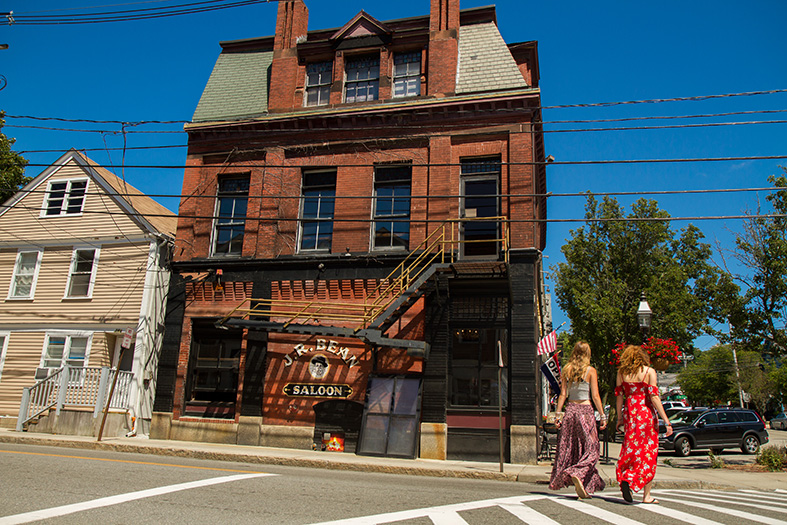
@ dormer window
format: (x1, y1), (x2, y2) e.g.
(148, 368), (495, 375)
(305, 61), (333, 107)
(345, 55), (379, 103)
(393, 52), (421, 98)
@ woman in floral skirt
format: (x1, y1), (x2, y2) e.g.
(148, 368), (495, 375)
(615, 345), (673, 504)
(549, 341), (607, 498)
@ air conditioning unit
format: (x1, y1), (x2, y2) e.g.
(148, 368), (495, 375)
(34, 368), (52, 380)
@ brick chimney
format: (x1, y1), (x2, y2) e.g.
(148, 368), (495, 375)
(428, 0), (460, 96)
(270, 0), (309, 112)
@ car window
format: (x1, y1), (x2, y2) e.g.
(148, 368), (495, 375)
(717, 411), (740, 423)
(738, 411), (758, 422)
(698, 413), (718, 425)
(670, 410), (703, 424)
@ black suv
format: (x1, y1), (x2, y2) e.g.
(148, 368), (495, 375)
(659, 407), (769, 457)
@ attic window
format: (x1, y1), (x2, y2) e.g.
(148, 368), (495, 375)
(305, 61), (333, 107)
(393, 52), (421, 98)
(345, 55), (379, 103)
(43, 179), (88, 216)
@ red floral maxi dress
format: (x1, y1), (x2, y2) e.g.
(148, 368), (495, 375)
(615, 382), (659, 492)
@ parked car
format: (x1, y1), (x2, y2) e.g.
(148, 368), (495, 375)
(659, 407), (769, 457)
(662, 401), (689, 410)
(770, 412), (787, 430)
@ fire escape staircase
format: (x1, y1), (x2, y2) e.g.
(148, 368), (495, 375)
(219, 218), (510, 359)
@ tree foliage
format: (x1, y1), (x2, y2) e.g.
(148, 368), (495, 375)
(553, 195), (737, 395)
(721, 168), (787, 357)
(0, 112), (30, 204)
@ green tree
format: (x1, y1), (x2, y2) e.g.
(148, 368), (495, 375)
(553, 195), (737, 396)
(722, 169), (787, 357)
(0, 111), (30, 204)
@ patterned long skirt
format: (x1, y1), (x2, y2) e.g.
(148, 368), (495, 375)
(549, 403), (606, 493)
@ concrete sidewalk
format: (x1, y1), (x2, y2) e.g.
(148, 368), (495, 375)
(1, 428), (785, 492)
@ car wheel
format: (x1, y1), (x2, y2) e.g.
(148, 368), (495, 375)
(674, 436), (692, 457)
(741, 434), (760, 454)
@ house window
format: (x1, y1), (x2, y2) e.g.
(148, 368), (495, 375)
(450, 328), (508, 408)
(8, 250), (42, 299)
(185, 322), (242, 419)
(0, 333), (9, 383)
(393, 52), (421, 98)
(345, 55), (379, 103)
(41, 333), (91, 370)
(212, 176), (249, 257)
(65, 248), (98, 298)
(305, 61), (333, 107)
(373, 165), (411, 250)
(43, 179), (88, 216)
(299, 170), (336, 252)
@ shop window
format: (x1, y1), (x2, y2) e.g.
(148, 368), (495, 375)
(393, 52), (421, 98)
(450, 328), (508, 408)
(212, 176), (249, 257)
(345, 55), (379, 103)
(299, 170), (336, 252)
(65, 248), (99, 298)
(43, 179), (87, 216)
(8, 249), (42, 299)
(357, 376), (422, 459)
(372, 165), (411, 250)
(185, 322), (242, 419)
(305, 61), (333, 107)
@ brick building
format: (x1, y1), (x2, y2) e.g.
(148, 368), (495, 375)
(153, 0), (549, 463)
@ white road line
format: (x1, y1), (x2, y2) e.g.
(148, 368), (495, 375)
(551, 497), (647, 525)
(738, 490), (787, 503)
(499, 502), (561, 524)
(593, 494), (723, 525)
(656, 492), (787, 514)
(668, 490), (787, 508)
(426, 509), (469, 524)
(309, 495), (548, 525)
(655, 495), (786, 525)
(0, 473), (276, 525)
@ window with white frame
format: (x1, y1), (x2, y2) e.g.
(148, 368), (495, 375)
(65, 248), (99, 298)
(305, 61), (333, 107)
(345, 55), (379, 103)
(393, 52), (421, 98)
(8, 249), (42, 299)
(373, 165), (411, 250)
(212, 176), (249, 257)
(299, 170), (336, 252)
(43, 179), (88, 216)
(0, 333), (9, 383)
(41, 333), (91, 370)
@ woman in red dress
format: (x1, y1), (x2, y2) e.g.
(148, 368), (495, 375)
(615, 345), (672, 504)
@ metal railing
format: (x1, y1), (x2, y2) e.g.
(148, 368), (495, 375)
(219, 217), (511, 331)
(16, 365), (134, 432)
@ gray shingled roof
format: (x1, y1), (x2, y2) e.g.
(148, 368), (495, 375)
(192, 49), (273, 123)
(456, 22), (528, 94)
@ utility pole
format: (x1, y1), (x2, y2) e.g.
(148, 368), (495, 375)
(730, 321), (744, 408)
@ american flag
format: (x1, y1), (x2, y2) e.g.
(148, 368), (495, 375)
(536, 330), (557, 356)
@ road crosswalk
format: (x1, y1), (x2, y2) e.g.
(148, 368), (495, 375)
(311, 488), (787, 525)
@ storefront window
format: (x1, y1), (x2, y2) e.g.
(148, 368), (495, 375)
(185, 321), (242, 419)
(450, 328), (508, 408)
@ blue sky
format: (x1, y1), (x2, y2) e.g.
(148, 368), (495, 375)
(2, 0), (786, 350)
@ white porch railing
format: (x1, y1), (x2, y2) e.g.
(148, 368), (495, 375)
(16, 365), (134, 432)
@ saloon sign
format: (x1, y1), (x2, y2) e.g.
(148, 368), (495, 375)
(283, 338), (359, 368)
(283, 384), (353, 398)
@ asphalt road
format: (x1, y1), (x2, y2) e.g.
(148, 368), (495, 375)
(1, 442), (785, 524)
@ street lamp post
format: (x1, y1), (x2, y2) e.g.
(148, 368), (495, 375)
(637, 292), (652, 343)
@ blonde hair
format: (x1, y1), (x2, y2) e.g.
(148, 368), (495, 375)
(564, 341), (591, 383)
(618, 344), (650, 377)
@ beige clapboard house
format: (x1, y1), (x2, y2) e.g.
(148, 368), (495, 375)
(0, 149), (176, 436)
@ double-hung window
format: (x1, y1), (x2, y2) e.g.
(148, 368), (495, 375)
(43, 179), (88, 216)
(305, 61), (333, 107)
(393, 52), (421, 98)
(299, 170), (336, 252)
(373, 165), (411, 250)
(65, 248), (99, 298)
(41, 333), (91, 370)
(212, 176), (249, 257)
(345, 55), (379, 103)
(8, 249), (42, 299)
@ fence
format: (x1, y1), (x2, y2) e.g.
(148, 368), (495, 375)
(16, 365), (134, 432)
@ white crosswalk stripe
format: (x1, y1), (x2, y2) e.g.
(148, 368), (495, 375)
(309, 490), (785, 525)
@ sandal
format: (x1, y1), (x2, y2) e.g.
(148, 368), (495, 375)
(642, 498), (659, 504)
(571, 476), (589, 499)
(620, 481), (633, 503)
